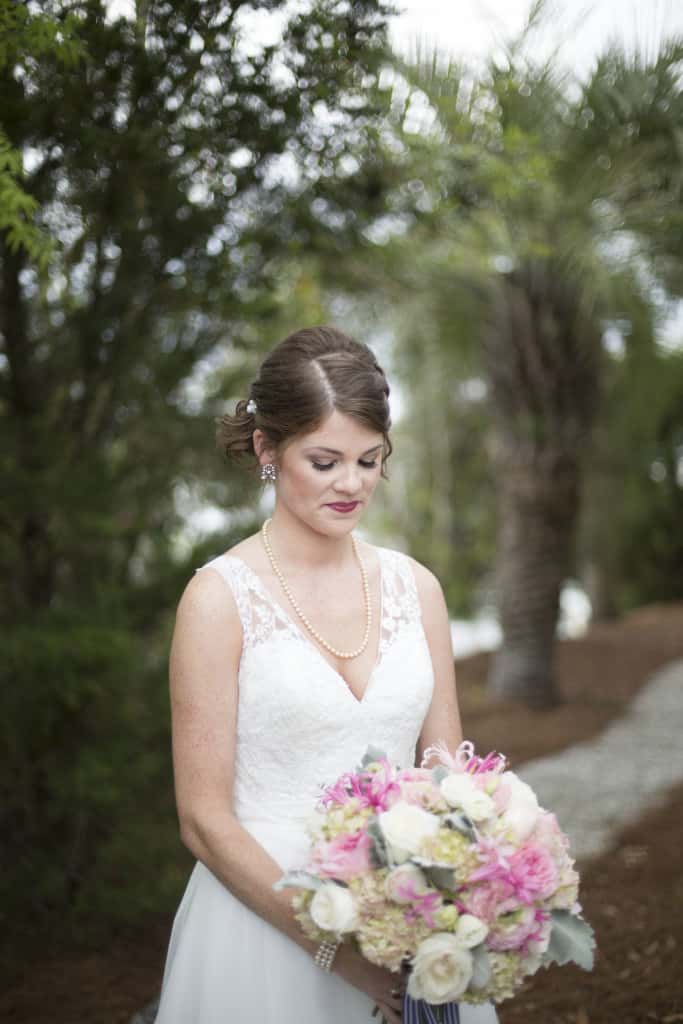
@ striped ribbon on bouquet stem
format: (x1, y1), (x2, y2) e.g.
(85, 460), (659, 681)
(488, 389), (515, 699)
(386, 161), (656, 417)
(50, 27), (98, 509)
(402, 993), (461, 1024)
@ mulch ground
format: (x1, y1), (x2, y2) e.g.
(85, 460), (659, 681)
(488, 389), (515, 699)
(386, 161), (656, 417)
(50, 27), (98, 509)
(2, 602), (683, 1024)
(457, 601), (683, 767)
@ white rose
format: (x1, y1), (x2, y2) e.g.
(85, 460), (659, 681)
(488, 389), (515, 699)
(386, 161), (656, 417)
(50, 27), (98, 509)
(378, 802), (441, 864)
(501, 772), (541, 841)
(407, 933), (473, 1003)
(440, 773), (476, 809)
(454, 913), (489, 949)
(384, 862), (430, 904)
(309, 881), (359, 934)
(439, 773), (496, 822)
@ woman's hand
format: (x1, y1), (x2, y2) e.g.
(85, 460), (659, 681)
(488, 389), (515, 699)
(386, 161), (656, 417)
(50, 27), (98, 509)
(334, 945), (406, 1024)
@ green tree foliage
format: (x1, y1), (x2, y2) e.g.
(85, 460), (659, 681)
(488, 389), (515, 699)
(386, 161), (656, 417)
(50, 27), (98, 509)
(0, 1), (83, 266)
(0, 0), (395, 954)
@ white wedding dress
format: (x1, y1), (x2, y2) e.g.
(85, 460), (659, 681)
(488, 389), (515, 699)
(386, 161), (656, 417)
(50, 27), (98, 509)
(154, 546), (499, 1024)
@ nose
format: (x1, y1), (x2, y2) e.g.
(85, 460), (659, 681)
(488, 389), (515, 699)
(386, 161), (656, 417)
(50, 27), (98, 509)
(333, 463), (362, 496)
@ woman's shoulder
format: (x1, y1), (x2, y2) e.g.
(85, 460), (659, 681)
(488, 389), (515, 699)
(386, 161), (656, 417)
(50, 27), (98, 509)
(218, 531), (263, 564)
(174, 555), (243, 643)
(369, 542), (444, 601)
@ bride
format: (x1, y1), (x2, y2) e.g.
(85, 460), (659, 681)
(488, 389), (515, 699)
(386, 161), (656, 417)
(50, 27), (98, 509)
(154, 326), (499, 1024)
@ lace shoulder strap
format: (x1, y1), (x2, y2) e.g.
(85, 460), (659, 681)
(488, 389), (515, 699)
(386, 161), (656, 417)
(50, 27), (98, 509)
(194, 554), (299, 652)
(376, 546), (423, 650)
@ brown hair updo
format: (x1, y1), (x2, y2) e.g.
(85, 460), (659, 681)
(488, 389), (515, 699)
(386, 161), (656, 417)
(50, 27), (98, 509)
(216, 325), (393, 479)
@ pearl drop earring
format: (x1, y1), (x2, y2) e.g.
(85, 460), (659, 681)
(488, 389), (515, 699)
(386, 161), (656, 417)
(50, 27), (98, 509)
(260, 463), (277, 482)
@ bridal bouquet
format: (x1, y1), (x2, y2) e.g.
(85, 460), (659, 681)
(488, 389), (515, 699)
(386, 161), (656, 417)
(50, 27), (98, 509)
(274, 742), (594, 1016)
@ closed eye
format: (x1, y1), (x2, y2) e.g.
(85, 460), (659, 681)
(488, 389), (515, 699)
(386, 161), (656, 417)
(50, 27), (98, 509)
(312, 459), (378, 471)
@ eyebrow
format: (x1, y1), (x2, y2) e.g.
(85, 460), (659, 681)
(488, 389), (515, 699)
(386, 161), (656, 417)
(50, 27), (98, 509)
(304, 444), (384, 456)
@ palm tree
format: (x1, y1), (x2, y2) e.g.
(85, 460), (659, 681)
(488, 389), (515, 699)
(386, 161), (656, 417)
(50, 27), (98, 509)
(386, 19), (683, 705)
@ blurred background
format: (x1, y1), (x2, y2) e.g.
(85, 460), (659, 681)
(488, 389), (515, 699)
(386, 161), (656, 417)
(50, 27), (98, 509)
(1, 1), (682, 1021)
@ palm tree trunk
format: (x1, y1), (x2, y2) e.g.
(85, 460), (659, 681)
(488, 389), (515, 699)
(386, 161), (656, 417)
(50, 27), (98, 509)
(488, 451), (579, 706)
(482, 261), (601, 706)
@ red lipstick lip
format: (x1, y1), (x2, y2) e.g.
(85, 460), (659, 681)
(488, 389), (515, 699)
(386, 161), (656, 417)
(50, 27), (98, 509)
(327, 501), (360, 512)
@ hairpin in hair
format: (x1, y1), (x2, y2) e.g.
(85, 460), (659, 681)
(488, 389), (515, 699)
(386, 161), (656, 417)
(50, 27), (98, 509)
(246, 399), (257, 414)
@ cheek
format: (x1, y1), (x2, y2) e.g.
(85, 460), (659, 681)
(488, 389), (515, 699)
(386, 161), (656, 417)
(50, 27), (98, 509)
(368, 466), (383, 490)
(285, 463), (325, 495)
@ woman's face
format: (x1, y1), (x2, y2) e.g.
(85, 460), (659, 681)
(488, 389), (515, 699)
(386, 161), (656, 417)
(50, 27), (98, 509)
(258, 409), (385, 535)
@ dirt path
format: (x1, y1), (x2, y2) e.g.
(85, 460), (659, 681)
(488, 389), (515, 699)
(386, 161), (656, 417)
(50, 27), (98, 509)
(515, 656), (683, 861)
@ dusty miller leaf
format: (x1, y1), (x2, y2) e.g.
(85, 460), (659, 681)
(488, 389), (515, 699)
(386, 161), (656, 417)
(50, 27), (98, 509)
(443, 810), (476, 839)
(410, 856), (457, 891)
(543, 911), (596, 971)
(470, 944), (492, 989)
(366, 816), (390, 868)
(359, 745), (389, 769)
(272, 871), (321, 892)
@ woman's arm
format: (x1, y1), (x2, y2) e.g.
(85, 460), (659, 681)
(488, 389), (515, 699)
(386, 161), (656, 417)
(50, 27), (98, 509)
(409, 559), (464, 766)
(169, 568), (320, 954)
(168, 567), (404, 1022)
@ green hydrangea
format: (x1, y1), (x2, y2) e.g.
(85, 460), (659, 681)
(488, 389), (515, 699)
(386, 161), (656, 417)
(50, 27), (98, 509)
(322, 798), (375, 839)
(356, 902), (430, 972)
(418, 828), (482, 878)
(488, 951), (524, 1002)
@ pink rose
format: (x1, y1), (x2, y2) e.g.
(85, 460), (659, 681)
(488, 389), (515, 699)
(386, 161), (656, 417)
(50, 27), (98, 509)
(385, 862), (431, 903)
(509, 842), (559, 903)
(308, 830), (373, 880)
(488, 905), (539, 951)
(400, 780), (448, 813)
(461, 879), (516, 924)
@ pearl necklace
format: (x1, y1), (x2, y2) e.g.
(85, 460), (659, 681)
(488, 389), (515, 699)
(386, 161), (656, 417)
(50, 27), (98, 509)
(260, 517), (372, 660)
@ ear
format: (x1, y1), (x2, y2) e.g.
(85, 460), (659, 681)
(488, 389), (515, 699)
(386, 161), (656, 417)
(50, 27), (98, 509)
(252, 428), (277, 467)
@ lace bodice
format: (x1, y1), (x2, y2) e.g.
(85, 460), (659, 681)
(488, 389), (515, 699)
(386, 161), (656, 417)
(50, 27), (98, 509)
(195, 546), (435, 845)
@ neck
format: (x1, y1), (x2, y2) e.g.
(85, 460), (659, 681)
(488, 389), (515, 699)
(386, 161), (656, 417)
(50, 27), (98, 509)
(266, 504), (356, 572)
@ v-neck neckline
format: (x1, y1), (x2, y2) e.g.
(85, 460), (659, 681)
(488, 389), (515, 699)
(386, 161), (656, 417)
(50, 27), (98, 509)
(223, 546), (386, 706)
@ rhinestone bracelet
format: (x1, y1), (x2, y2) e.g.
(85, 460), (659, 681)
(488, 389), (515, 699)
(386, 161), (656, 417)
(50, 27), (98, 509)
(314, 938), (341, 972)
